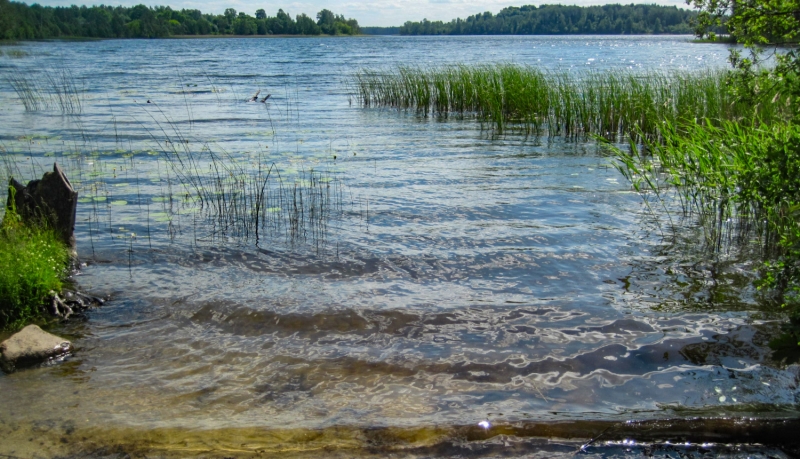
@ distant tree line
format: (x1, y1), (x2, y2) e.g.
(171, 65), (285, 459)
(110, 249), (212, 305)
(0, 0), (361, 39)
(400, 4), (697, 35)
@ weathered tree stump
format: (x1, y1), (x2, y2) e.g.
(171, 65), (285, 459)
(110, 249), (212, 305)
(6, 163), (78, 257)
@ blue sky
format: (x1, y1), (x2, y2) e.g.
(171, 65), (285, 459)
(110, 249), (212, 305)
(26, 0), (694, 27)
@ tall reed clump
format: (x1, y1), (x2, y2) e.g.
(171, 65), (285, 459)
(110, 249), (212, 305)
(0, 190), (71, 330)
(353, 64), (788, 137)
(607, 119), (800, 316)
(3, 67), (84, 114)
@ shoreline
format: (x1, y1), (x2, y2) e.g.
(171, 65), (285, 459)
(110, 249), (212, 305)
(170, 33), (370, 39)
(1, 33), (718, 44)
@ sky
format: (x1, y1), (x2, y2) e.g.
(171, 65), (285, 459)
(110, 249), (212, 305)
(25, 0), (694, 27)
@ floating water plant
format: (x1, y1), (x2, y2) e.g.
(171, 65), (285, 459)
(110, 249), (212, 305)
(4, 50), (30, 58)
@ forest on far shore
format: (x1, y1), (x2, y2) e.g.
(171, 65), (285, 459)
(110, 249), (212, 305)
(0, 0), (361, 39)
(399, 4), (699, 35)
(0, 1), (710, 39)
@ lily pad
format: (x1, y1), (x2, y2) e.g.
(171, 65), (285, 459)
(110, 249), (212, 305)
(149, 212), (171, 222)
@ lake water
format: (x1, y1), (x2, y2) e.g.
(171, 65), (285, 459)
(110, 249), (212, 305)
(0, 36), (798, 458)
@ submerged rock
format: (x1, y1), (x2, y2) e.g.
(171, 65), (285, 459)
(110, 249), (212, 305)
(0, 325), (72, 373)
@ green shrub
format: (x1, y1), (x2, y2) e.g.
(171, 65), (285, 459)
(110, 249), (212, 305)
(0, 204), (71, 330)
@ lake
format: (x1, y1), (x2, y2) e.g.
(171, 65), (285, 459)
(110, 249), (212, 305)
(0, 35), (797, 458)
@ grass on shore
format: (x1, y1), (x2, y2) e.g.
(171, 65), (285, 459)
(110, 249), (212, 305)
(353, 64), (788, 136)
(0, 201), (71, 330)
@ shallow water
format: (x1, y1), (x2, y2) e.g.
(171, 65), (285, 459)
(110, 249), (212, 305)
(1, 36), (798, 457)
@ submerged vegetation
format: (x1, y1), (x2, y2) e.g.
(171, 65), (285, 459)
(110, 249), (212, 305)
(353, 65), (787, 136)
(0, 198), (71, 330)
(612, 120), (799, 258)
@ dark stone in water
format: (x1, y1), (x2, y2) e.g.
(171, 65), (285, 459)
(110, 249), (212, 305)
(0, 325), (72, 373)
(7, 163), (78, 257)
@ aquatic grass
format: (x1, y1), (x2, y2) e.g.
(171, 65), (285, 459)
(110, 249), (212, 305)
(0, 83), (358, 255)
(0, 198), (71, 330)
(45, 67), (83, 114)
(607, 119), (800, 293)
(5, 71), (46, 111)
(4, 49), (29, 58)
(353, 64), (789, 137)
(138, 107), (349, 246)
(3, 67), (84, 114)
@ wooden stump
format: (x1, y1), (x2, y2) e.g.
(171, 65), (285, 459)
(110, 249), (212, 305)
(6, 163), (78, 257)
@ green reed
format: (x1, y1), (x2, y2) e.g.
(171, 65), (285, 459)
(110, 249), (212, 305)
(608, 118), (800, 267)
(353, 64), (787, 137)
(142, 111), (346, 245)
(606, 116), (800, 335)
(3, 67), (84, 114)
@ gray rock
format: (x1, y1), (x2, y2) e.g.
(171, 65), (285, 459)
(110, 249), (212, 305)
(7, 163), (78, 258)
(0, 325), (72, 373)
